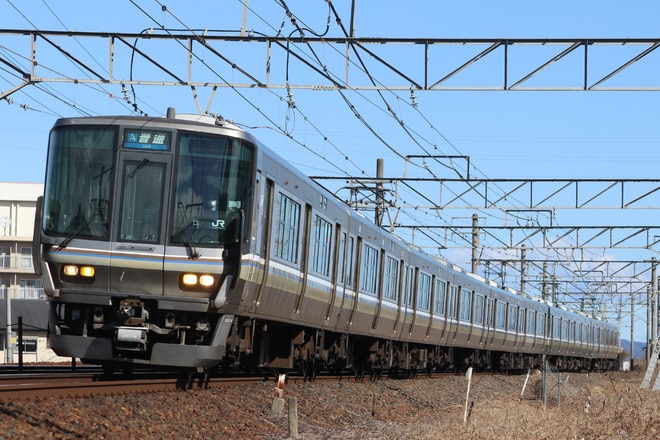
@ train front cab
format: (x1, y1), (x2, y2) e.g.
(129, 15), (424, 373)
(37, 115), (256, 369)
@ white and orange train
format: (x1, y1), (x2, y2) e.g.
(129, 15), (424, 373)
(33, 109), (620, 374)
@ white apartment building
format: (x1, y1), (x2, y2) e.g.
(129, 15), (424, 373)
(0, 182), (43, 300)
(0, 182), (70, 363)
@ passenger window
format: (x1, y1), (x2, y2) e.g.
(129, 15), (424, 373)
(403, 266), (415, 307)
(526, 310), (535, 334)
(496, 302), (506, 329)
(311, 214), (332, 276)
(417, 272), (431, 311)
(338, 233), (355, 288)
(274, 192), (301, 263)
(553, 317), (561, 338)
(460, 290), (472, 322)
(507, 305), (517, 331)
(434, 280), (447, 315)
(383, 256), (400, 302)
(473, 294), (484, 325)
(537, 314), (545, 336)
(486, 298), (495, 327)
(448, 284), (459, 318)
(359, 243), (379, 295)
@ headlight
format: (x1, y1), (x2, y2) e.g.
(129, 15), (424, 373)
(63, 264), (79, 276)
(180, 273), (217, 291)
(80, 266), (95, 277)
(182, 273), (198, 286)
(199, 275), (215, 287)
(61, 264), (96, 284)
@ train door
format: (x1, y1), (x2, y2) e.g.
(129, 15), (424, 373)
(252, 178), (275, 309)
(405, 267), (419, 336)
(435, 279), (450, 344)
(425, 275), (437, 338)
(516, 307), (525, 349)
(371, 249), (386, 330)
(399, 265), (415, 335)
(333, 230), (355, 329)
(485, 297), (497, 346)
(446, 284), (459, 343)
(292, 203), (312, 318)
(109, 151), (171, 295)
(323, 223), (342, 322)
(529, 309), (539, 351)
(474, 292), (488, 347)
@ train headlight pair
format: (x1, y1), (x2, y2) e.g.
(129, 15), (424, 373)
(180, 273), (216, 290)
(61, 264), (96, 283)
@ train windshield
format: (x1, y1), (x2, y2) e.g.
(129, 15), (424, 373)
(171, 132), (254, 246)
(43, 126), (115, 239)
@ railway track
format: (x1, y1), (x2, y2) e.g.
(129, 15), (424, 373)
(0, 370), (274, 401)
(0, 366), (512, 402)
(0, 367), (349, 401)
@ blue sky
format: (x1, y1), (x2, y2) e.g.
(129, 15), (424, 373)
(2, 0), (660, 342)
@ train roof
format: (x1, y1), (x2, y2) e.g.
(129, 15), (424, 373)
(52, 108), (249, 137)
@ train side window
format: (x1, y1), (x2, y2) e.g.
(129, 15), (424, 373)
(383, 255), (399, 302)
(337, 233), (355, 288)
(486, 298), (494, 327)
(473, 293), (484, 325)
(338, 232), (347, 284)
(434, 279), (447, 315)
(359, 243), (379, 296)
(417, 272), (431, 311)
(507, 305), (517, 332)
(274, 192), (301, 264)
(537, 313), (545, 336)
(495, 301), (506, 329)
(517, 308), (525, 333)
(448, 284), (459, 319)
(526, 310), (535, 334)
(577, 323), (582, 343)
(571, 322), (576, 343)
(553, 317), (561, 339)
(562, 320), (569, 341)
(404, 266), (415, 307)
(311, 214), (332, 276)
(459, 289), (472, 322)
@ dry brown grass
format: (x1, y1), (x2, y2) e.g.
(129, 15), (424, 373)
(397, 371), (660, 440)
(263, 370), (660, 439)
(2, 369), (658, 439)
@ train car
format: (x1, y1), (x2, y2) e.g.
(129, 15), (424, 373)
(32, 109), (620, 373)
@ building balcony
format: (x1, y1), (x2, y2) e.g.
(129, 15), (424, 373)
(0, 286), (44, 300)
(0, 255), (34, 273)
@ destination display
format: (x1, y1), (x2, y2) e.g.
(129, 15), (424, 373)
(124, 130), (171, 150)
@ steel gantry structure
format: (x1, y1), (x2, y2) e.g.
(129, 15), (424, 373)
(3, 31), (660, 98)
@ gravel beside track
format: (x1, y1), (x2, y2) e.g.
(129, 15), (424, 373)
(0, 370), (654, 439)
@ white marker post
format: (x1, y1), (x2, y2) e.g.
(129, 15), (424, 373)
(463, 367), (473, 425)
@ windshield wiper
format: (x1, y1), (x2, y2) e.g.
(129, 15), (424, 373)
(56, 207), (103, 250)
(128, 158), (149, 179)
(177, 202), (200, 259)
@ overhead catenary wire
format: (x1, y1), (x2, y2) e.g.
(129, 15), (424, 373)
(268, 1), (606, 283)
(2, 0), (132, 116)
(137, 0), (366, 178)
(2, 1), (633, 304)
